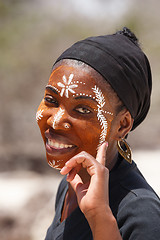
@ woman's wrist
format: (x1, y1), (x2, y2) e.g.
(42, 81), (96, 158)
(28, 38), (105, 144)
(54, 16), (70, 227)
(85, 205), (122, 240)
(85, 204), (112, 228)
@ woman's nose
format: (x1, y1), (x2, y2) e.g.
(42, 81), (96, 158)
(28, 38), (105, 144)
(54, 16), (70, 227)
(47, 107), (72, 130)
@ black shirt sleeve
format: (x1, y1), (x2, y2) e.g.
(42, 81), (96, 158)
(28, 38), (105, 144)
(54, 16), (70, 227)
(117, 189), (160, 240)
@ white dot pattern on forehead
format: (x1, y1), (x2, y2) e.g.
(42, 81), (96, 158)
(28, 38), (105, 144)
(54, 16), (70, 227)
(71, 81), (86, 85)
(36, 109), (44, 122)
(72, 93), (96, 100)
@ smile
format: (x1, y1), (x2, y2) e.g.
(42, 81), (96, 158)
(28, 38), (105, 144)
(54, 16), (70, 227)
(46, 137), (77, 156)
(48, 139), (74, 149)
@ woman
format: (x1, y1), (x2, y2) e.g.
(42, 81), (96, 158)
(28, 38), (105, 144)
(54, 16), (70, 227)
(36, 28), (160, 239)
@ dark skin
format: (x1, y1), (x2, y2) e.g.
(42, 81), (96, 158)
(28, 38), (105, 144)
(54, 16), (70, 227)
(37, 62), (133, 239)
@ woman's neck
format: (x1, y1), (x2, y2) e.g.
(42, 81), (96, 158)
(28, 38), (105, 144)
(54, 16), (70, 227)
(61, 183), (78, 222)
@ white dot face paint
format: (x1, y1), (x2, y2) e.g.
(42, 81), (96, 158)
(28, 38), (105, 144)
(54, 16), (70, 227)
(52, 107), (65, 129)
(36, 109), (44, 122)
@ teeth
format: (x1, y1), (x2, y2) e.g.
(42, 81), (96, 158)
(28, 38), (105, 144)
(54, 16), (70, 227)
(48, 139), (73, 149)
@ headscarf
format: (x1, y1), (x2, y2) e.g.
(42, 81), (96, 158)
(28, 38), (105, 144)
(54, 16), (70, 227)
(54, 27), (152, 130)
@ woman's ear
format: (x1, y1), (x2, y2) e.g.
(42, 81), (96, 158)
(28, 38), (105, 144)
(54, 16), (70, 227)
(117, 110), (134, 139)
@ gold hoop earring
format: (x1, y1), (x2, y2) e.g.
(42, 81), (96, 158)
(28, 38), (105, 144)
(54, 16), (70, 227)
(117, 139), (132, 164)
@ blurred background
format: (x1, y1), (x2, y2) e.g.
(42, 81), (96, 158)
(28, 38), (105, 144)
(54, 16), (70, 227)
(0, 0), (160, 239)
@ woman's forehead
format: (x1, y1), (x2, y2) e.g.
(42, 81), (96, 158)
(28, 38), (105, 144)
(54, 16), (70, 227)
(48, 64), (106, 91)
(46, 64), (116, 116)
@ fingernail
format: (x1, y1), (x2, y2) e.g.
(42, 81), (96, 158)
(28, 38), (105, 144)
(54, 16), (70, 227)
(105, 142), (108, 147)
(60, 166), (66, 174)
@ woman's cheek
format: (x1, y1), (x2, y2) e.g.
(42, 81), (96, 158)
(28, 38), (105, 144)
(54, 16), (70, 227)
(96, 117), (113, 151)
(105, 120), (112, 141)
(77, 119), (101, 157)
(36, 101), (44, 123)
(36, 101), (50, 136)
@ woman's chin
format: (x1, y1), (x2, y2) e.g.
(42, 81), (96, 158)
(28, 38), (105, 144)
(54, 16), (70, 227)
(46, 152), (70, 170)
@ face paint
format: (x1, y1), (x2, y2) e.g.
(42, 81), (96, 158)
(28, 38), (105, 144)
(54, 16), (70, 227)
(57, 74), (78, 98)
(52, 107), (65, 129)
(48, 160), (61, 169)
(48, 70), (114, 150)
(38, 65), (116, 170)
(48, 158), (67, 169)
(36, 109), (44, 122)
(92, 85), (113, 149)
(48, 160), (55, 167)
(46, 85), (60, 94)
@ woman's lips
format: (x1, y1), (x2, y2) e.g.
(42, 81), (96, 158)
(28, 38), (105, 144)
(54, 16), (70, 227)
(47, 138), (74, 149)
(45, 130), (78, 155)
(46, 139), (77, 155)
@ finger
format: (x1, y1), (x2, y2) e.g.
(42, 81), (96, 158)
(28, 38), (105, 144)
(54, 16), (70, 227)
(96, 142), (108, 166)
(69, 174), (84, 194)
(66, 167), (77, 182)
(60, 165), (72, 175)
(60, 154), (84, 175)
(60, 151), (95, 176)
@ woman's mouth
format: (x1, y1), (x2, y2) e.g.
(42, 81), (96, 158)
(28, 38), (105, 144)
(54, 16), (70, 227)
(46, 138), (77, 155)
(48, 139), (74, 149)
(44, 129), (78, 157)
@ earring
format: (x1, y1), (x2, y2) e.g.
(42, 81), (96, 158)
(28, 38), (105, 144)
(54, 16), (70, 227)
(117, 139), (132, 164)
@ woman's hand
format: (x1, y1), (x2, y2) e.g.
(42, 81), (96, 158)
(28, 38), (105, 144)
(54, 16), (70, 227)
(60, 142), (122, 240)
(60, 142), (110, 216)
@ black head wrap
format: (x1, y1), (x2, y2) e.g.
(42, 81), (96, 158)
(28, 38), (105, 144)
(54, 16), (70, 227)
(54, 28), (152, 130)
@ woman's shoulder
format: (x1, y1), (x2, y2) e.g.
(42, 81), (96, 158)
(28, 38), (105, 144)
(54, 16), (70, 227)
(109, 158), (160, 216)
(117, 188), (160, 240)
(110, 159), (160, 239)
(111, 158), (158, 194)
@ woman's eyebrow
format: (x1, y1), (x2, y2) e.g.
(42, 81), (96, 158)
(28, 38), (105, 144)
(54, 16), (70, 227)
(74, 95), (97, 103)
(45, 85), (59, 95)
(45, 85), (97, 103)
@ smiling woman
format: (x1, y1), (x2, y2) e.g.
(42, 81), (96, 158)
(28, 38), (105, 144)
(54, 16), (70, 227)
(36, 28), (160, 240)
(37, 64), (115, 170)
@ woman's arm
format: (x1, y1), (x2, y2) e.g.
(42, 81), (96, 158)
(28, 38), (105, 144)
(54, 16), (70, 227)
(85, 203), (122, 240)
(60, 142), (122, 240)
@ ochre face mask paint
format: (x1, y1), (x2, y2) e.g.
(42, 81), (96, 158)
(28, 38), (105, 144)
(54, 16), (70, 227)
(37, 65), (114, 170)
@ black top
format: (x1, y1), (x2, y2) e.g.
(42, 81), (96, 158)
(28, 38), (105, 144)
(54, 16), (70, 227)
(45, 159), (160, 240)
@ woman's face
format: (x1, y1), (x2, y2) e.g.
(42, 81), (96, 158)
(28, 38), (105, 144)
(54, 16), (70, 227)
(36, 64), (116, 169)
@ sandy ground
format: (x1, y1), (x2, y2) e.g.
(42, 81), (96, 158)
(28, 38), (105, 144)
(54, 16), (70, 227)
(0, 150), (160, 240)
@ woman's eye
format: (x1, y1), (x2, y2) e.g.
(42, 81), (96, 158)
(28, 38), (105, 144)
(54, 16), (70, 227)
(75, 107), (91, 114)
(44, 96), (58, 106)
